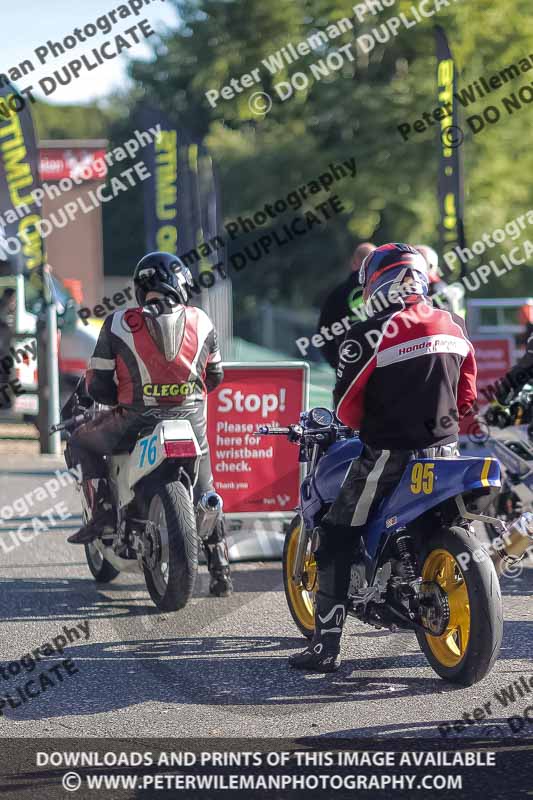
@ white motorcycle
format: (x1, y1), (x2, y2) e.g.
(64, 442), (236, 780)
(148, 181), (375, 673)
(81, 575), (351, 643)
(52, 407), (222, 611)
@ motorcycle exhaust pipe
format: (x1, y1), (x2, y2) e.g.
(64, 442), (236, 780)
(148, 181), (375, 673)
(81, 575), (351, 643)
(490, 512), (533, 575)
(196, 491), (223, 541)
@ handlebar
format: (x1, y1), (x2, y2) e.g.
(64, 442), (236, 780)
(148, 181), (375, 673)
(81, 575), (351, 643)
(50, 410), (92, 434)
(257, 422), (354, 442)
(257, 424), (303, 443)
(484, 399), (531, 430)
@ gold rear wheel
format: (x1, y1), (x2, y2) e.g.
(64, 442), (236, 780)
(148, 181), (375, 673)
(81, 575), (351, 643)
(416, 526), (503, 685)
(283, 516), (317, 638)
(422, 549), (470, 668)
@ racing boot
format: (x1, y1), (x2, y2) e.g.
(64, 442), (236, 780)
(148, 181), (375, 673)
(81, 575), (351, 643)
(289, 528), (352, 672)
(203, 520), (233, 597)
(68, 478), (115, 545)
(288, 590), (347, 672)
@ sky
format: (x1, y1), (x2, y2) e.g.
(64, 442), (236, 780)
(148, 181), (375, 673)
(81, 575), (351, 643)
(2, 0), (179, 105)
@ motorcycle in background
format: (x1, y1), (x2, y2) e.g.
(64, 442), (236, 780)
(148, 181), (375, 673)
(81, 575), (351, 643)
(260, 407), (533, 686)
(483, 384), (533, 541)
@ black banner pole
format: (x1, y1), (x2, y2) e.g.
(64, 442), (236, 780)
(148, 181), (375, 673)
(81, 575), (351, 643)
(435, 26), (467, 279)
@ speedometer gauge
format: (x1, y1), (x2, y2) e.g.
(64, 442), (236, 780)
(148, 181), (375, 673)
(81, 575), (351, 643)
(309, 407), (334, 426)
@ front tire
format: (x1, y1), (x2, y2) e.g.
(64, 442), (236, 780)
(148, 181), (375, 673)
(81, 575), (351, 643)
(283, 515), (317, 639)
(416, 525), (503, 686)
(143, 481), (198, 611)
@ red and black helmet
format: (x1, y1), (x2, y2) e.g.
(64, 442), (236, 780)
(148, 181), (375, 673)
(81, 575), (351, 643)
(359, 243), (429, 304)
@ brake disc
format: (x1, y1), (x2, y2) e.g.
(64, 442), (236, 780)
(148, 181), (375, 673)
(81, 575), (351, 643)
(418, 580), (450, 636)
(143, 521), (161, 570)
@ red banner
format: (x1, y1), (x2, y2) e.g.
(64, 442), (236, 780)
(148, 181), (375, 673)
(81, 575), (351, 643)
(473, 338), (513, 404)
(459, 338), (513, 436)
(39, 148), (107, 182)
(207, 364), (309, 514)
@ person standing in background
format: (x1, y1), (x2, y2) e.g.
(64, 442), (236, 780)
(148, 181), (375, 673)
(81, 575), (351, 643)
(317, 242), (375, 369)
(519, 301), (533, 344)
(416, 244), (466, 319)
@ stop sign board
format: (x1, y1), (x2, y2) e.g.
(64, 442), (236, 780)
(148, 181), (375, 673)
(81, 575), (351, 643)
(207, 363), (309, 514)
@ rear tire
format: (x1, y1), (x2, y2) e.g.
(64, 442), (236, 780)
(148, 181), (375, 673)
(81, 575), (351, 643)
(283, 515), (316, 639)
(85, 543), (119, 583)
(416, 525), (503, 686)
(143, 481), (198, 611)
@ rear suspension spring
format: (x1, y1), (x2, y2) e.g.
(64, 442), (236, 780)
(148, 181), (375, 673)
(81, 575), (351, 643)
(396, 536), (417, 582)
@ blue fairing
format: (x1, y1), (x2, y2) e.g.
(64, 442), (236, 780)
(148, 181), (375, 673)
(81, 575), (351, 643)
(301, 436), (501, 564)
(302, 438), (364, 529)
(364, 456), (501, 559)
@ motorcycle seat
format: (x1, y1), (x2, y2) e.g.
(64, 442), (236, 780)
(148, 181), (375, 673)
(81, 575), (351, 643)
(110, 430), (154, 456)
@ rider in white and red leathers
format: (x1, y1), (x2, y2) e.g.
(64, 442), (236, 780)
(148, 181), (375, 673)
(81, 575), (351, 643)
(66, 252), (232, 596)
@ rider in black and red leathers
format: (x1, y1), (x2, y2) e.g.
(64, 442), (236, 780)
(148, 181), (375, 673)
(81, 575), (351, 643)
(66, 251), (232, 596)
(289, 243), (477, 672)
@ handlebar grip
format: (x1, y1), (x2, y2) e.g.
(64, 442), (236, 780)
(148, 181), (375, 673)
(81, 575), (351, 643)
(50, 411), (90, 434)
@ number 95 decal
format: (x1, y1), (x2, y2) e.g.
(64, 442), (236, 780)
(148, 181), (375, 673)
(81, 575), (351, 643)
(410, 462), (435, 494)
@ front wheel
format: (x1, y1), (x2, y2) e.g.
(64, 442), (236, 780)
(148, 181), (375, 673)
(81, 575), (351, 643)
(416, 525), (503, 686)
(143, 481), (198, 611)
(283, 515), (317, 639)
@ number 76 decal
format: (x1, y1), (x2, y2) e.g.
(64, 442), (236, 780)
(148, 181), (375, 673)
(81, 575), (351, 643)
(139, 434), (158, 467)
(410, 462), (435, 494)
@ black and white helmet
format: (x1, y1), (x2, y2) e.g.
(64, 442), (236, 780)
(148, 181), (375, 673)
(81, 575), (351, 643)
(133, 251), (195, 306)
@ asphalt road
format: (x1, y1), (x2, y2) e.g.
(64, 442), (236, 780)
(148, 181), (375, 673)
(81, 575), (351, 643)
(1, 451), (532, 741)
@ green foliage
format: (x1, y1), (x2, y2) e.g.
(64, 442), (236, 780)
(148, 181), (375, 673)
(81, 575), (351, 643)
(32, 101), (111, 140)
(34, 0), (533, 303)
(127, 0), (532, 306)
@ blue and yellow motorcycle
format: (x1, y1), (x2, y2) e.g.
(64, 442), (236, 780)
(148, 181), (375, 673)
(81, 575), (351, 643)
(260, 408), (504, 686)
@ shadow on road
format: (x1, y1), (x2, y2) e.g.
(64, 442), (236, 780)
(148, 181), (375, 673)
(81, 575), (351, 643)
(0, 632), (458, 723)
(318, 717), (519, 738)
(0, 566), (531, 727)
(499, 568), (533, 596)
(0, 564), (284, 622)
